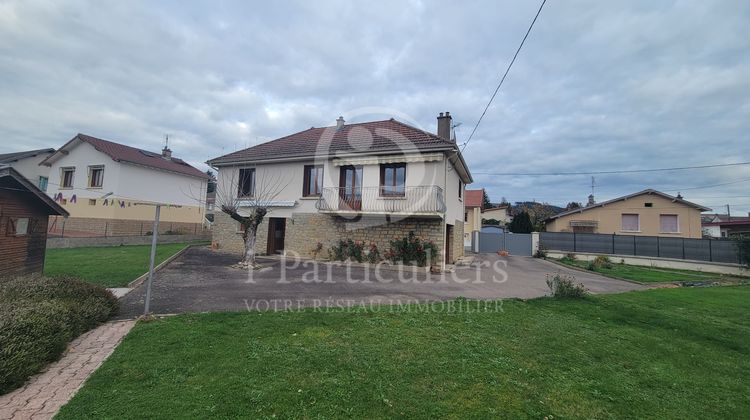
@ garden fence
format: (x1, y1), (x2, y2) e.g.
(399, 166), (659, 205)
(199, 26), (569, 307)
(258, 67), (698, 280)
(539, 231), (740, 264)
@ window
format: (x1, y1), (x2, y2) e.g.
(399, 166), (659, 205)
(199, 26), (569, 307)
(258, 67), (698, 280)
(38, 176), (48, 192)
(61, 167), (75, 188)
(303, 165), (324, 197)
(88, 165), (104, 188)
(464, 212), (468, 222)
(237, 168), (255, 197)
(660, 214), (679, 233)
(644, 202), (653, 208)
(458, 180), (463, 198)
(379, 163), (406, 196)
(89, 199), (97, 206)
(7, 218), (29, 235)
(621, 213), (640, 232)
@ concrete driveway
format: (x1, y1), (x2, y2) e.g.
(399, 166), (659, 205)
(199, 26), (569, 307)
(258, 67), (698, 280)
(117, 246), (646, 318)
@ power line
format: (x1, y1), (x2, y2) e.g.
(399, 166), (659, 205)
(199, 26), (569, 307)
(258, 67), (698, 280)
(473, 161), (750, 176)
(461, 0), (547, 153)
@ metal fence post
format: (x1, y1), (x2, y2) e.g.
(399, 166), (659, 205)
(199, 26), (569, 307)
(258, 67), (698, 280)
(633, 235), (636, 255)
(61, 219), (65, 238)
(104, 222), (108, 238)
(682, 238), (686, 260)
(656, 236), (660, 257)
(573, 232), (577, 252)
(709, 239), (713, 262)
(612, 233), (615, 254)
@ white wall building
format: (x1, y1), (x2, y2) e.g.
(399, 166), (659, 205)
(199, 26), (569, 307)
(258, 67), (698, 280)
(209, 113), (473, 268)
(40, 134), (209, 235)
(0, 148), (54, 191)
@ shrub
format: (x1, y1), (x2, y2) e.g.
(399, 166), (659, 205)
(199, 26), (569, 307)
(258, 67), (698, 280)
(533, 246), (548, 258)
(366, 242), (380, 264)
(546, 273), (588, 298)
(587, 255), (613, 271)
(0, 275), (118, 394)
(328, 239), (366, 263)
(560, 253), (577, 264)
(387, 231), (439, 267)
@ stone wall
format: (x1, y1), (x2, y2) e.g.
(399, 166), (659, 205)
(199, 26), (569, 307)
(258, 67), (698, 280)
(47, 234), (210, 249)
(284, 213), (445, 265)
(48, 215), (206, 237)
(451, 219), (464, 262)
(212, 211), (269, 255)
(211, 211), (450, 266)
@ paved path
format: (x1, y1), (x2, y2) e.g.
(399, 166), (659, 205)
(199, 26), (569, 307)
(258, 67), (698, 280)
(117, 247), (646, 317)
(0, 320), (135, 420)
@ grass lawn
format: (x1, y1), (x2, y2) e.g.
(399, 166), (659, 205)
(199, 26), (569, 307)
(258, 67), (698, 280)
(58, 287), (750, 419)
(552, 257), (727, 283)
(44, 243), (205, 288)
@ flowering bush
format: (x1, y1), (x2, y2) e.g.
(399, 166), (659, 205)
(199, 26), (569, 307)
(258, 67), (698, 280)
(328, 239), (365, 262)
(546, 273), (587, 298)
(387, 231), (439, 267)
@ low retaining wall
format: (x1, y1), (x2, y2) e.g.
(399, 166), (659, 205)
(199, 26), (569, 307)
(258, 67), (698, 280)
(546, 251), (748, 277)
(47, 234), (211, 249)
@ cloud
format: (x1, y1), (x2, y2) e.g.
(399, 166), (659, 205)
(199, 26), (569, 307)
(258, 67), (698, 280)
(1, 0), (749, 214)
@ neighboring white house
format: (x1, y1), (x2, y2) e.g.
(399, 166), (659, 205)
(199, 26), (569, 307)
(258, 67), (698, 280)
(208, 113), (473, 268)
(40, 134), (209, 236)
(0, 148), (54, 191)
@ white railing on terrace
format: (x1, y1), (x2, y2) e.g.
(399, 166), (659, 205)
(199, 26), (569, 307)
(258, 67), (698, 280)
(315, 186), (446, 214)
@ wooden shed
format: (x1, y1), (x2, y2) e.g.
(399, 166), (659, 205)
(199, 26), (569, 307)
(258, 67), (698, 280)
(0, 167), (68, 277)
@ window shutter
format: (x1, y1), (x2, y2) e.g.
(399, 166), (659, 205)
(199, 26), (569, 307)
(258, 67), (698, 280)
(660, 215), (679, 233)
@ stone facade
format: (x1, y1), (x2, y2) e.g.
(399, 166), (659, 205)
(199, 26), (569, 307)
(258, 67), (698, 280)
(451, 219), (464, 262)
(211, 211), (462, 267)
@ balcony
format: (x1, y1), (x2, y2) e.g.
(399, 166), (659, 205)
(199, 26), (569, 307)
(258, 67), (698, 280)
(316, 186), (446, 216)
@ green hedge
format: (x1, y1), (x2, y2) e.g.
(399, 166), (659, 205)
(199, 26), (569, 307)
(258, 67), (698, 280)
(0, 275), (119, 394)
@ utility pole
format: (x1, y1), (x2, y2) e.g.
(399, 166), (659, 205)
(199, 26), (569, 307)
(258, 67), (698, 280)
(727, 204), (731, 222)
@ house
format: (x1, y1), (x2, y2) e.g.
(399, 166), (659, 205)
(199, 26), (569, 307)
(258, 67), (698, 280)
(39, 134), (209, 236)
(0, 167), (68, 277)
(702, 213), (750, 238)
(481, 204), (511, 225)
(207, 112), (473, 268)
(463, 189), (484, 247)
(0, 148), (54, 191)
(545, 189), (710, 238)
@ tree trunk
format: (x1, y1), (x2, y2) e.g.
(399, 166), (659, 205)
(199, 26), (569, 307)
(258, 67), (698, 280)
(243, 224), (258, 266)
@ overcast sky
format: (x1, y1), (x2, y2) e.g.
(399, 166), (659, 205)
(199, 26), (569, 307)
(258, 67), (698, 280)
(2, 0), (749, 214)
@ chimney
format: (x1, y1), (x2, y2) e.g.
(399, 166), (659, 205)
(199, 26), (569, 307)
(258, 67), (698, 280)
(162, 146), (172, 159)
(336, 116), (345, 129)
(437, 111), (452, 141)
(676, 192), (683, 200)
(587, 194), (595, 206)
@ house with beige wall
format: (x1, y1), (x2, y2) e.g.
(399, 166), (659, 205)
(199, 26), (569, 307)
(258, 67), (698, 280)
(481, 205), (511, 225)
(545, 189), (710, 238)
(463, 189), (483, 247)
(208, 113), (473, 268)
(40, 134), (209, 236)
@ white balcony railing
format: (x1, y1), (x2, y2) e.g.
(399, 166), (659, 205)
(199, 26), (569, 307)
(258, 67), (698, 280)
(316, 186), (446, 215)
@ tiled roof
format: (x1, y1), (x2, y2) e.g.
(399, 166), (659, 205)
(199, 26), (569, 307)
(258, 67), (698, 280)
(209, 118), (457, 165)
(64, 134), (208, 179)
(465, 189), (484, 208)
(0, 148), (54, 164)
(547, 189), (711, 221)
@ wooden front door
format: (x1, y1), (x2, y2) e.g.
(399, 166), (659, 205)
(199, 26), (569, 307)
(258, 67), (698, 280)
(339, 165), (363, 211)
(266, 218), (286, 254)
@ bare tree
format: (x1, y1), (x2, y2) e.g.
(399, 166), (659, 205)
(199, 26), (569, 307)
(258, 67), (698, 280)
(214, 165), (290, 268)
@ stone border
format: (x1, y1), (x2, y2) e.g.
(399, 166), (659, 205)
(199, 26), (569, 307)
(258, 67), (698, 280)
(127, 244), (199, 288)
(545, 250), (748, 277)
